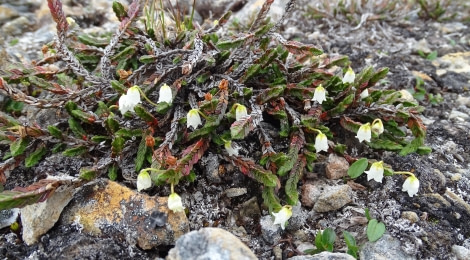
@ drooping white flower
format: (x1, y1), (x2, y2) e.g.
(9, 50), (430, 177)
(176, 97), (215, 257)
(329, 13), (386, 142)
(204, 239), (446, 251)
(187, 109), (202, 129)
(315, 131), (328, 153)
(399, 90), (414, 101)
(272, 205), (293, 230)
(360, 89), (369, 99)
(372, 119), (384, 135)
(224, 141), (239, 156)
(158, 83), (173, 104)
(402, 174), (419, 197)
(356, 123), (371, 143)
(119, 85), (141, 114)
(137, 171), (152, 191)
(312, 85), (327, 104)
(342, 67), (355, 84)
(235, 104), (248, 121)
(365, 161), (384, 183)
(168, 192), (184, 212)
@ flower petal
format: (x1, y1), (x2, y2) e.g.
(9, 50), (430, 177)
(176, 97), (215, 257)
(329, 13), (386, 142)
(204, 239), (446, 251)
(312, 85), (327, 104)
(168, 193), (184, 212)
(158, 84), (173, 103)
(137, 171), (152, 191)
(356, 123), (371, 143)
(272, 205), (293, 230)
(315, 132), (328, 153)
(187, 109), (202, 129)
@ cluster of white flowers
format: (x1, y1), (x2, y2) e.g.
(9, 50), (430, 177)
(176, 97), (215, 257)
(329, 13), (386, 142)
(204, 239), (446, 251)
(356, 119), (384, 143)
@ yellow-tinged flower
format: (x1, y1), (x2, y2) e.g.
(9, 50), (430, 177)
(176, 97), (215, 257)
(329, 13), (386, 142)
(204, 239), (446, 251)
(235, 104), (248, 121)
(372, 119), (384, 135)
(187, 109), (202, 129)
(224, 141), (239, 156)
(315, 131), (328, 153)
(119, 85), (141, 114)
(399, 89), (414, 101)
(365, 161), (384, 183)
(312, 85), (327, 104)
(137, 171), (152, 191)
(158, 84), (173, 104)
(272, 205), (293, 230)
(356, 123), (371, 143)
(168, 192), (184, 212)
(402, 174), (419, 197)
(342, 67), (355, 84)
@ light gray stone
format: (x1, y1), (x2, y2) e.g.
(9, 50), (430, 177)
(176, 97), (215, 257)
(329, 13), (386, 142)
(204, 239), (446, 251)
(452, 245), (470, 260)
(0, 208), (19, 229)
(260, 215), (281, 244)
(359, 234), (416, 260)
(401, 211), (419, 223)
(286, 203), (308, 232)
(21, 186), (75, 245)
(233, 0), (290, 26)
(288, 252), (355, 260)
(313, 185), (353, 213)
(166, 227), (257, 260)
(325, 154), (349, 180)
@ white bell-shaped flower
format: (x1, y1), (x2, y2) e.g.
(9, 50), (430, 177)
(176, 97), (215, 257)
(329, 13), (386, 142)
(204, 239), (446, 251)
(399, 89), (414, 101)
(137, 171), (152, 191)
(356, 123), (371, 143)
(158, 83), (173, 104)
(372, 119), (384, 135)
(272, 205), (293, 230)
(315, 131), (328, 153)
(402, 174), (419, 197)
(168, 192), (184, 212)
(235, 104), (248, 121)
(187, 109), (202, 129)
(312, 85), (327, 104)
(360, 89), (369, 99)
(224, 141), (240, 156)
(365, 161), (384, 183)
(119, 85), (141, 114)
(342, 67), (355, 84)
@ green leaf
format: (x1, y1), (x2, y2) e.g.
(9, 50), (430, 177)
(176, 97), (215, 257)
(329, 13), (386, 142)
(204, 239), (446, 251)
(10, 137), (29, 157)
(112, 136), (125, 155)
(322, 228), (336, 252)
(368, 139), (403, 151)
(0, 179), (60, 210)
(399, 136), (424, 156)
(365, 208), (371, 221)
(347, 158), (368, 178)
(68, 118), (87, 139)
(368, 67), (389, 86)
(108, 163), (118, 181)
(240, 64), (261, 82)
(112, 1), (127, 21)
(62, 146), (88, 157)
(134, 104), (158, 125)
(78, 34), (109, 47)
(343, 231), (358, 258)
(110, 80), (127, 94)
(25, 145), (47, 167)
(367, 219), (386, 242)
(79, 167), (97, 181)
(155, 101), (172, 115)
(71, 109), (96, 124)
(262, 187), (282, 213)
(105, 114), (120, 134)
(135, 136), (148, 172)
(417, 146), (432, 155)
(256, 85), (286, 104)
(230, 116), (255, 140)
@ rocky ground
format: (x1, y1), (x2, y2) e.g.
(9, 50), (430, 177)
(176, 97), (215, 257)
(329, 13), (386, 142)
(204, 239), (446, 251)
(0, 0), (470, 259)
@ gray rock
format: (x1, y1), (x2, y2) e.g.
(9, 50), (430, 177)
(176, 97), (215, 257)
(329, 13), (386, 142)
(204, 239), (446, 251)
(61, 179), (189, 250)
(296, 242), (314, 253)
(301, 180), (328, 207)
(449, 109), (469, 122)
(286, 203), (308, 232)
(260, 215), (281, 244)
(239, 196), (261, 220)
(1, 14), (37, 36)
(166, 227), (257, 260)
(288, 252), (355, 260)
(325, 154), (349, 180)
(21, 185), (75, 245)
(203, 153), (222, 183)
(224, 187), (247, 198)
(0, 5), (20, 25)
(456, 95), (470, 107)
(233, 0), (290, 26)
(401, 211), (419, 223)
(359, 234), (416, 260)
(313, 185), (353, 213)
(0, 208), (19, 229)
(452, 245), (470, 260)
